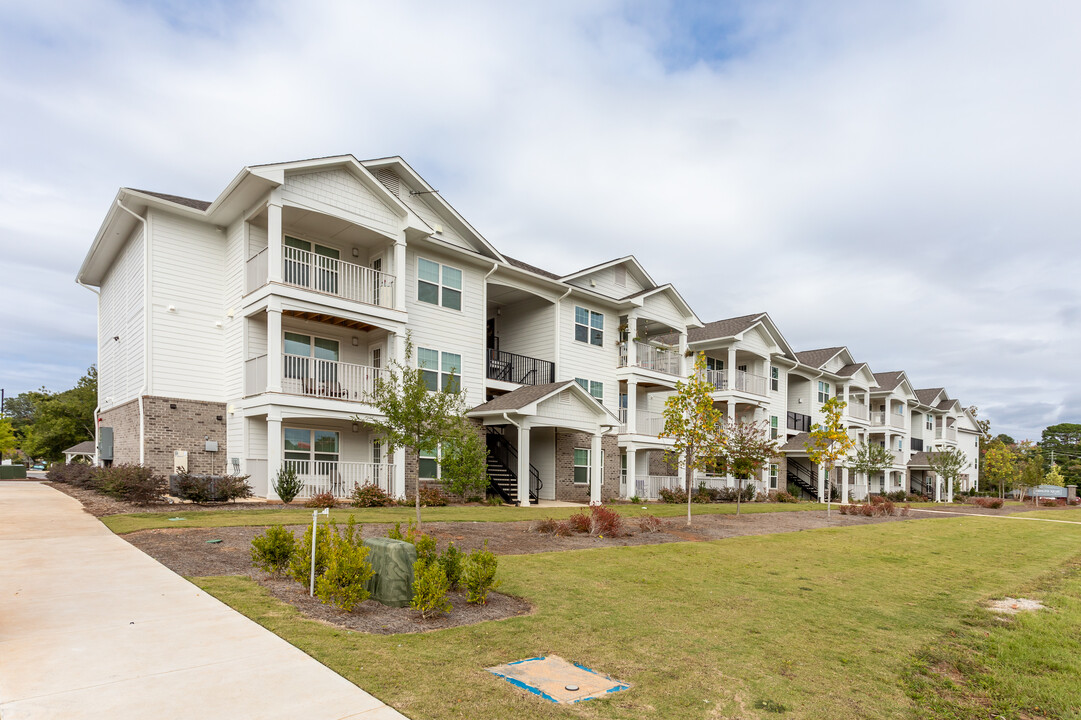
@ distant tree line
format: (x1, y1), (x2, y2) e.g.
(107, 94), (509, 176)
(1, 367), (97, 463)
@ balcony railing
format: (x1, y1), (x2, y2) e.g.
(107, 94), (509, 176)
(787, 412), (812, 433)
(892, 450), (906, 465)
(282, 354), (389, 402)
(848, 403), (869, 420)
(890, 413), (906, 429)
(246, 248), (269, 293)
(284, 460), (393, 498)
(618, 341), (681, 375)
(934, 426), (957, 441)
(618, 409), (666, 436)
(870, 411), (887, 426)
(282, 246), (395, 308)
(486, 348), (554, 386)
(700, 369), (768, 396)
(244, 354), (267, 396)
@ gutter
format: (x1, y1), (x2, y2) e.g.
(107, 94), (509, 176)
(75, 280), (101, 465)
(115, 197), (150, 465)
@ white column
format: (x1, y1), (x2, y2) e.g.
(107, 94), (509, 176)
(625, 446), (637, 499)
(627, 313), (638, 367)
(678, 331), (688, 377)
(393, 241), (406, 311)
(392, 447), (406, 500)
(267, 415), (282, 501)
(841, 466), (850, 504)
(727, 347), (737, 390)
(946, 474), (954, 503)
(517, 420), (531, 507)
(626, 379), (638, 434)
(934, 473), (942, 502)
(817, 463), (826, 502)
(267, 196), (283, 284)
(267, 306), (283, 393)
(590, 431), (603, 505)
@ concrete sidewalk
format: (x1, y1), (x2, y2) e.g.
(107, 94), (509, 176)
(0, 482), (407, 720)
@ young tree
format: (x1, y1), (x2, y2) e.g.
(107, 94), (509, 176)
(15, 367), (97, 461)
(362, 338), (469, 531)
(437, 422), (489, 499)
(1015, 441), (1045, 504)
(1045, 464), (1066, 487)
(804, 397), (855, 517)
(659, 353), (725, 527)
(927, 447), (970, 502)
(0, 418), (16, 460)
(1039, 423), (1081, 483)
(981, 439), (1016, 499)
(848, 441), (894, 496)
(719, 419), (779, 515)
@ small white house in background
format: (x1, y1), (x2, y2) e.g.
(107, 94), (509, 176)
(77, 153), (986, 505)
(62, 441), (97, 465)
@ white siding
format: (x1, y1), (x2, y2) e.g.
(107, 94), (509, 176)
(248, 223), (267, 255)
(640, 291), (686, 331)
(284, 169), (398, 237)
(568, 264), (644, 299)
(823, 355), (846, 373)
(98, 226), (145, 408)
(148, 210), (226, 401)
(495, 297), (556, 363)
(246, 416), (267, 459)
(223, 218), (246, 401)
(739, 325), (773, 359)
(404, 247), (486, 405)
(530, 427), (556, 500)
(557, 299), (619, 413)
(536, 393), (601, 426)
(400, 191), (473, 251)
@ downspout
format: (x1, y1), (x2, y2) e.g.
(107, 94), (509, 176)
(115, 197), (149, 465)
(76, 279), (101, 465)
(484, 261), (498, 366)
(552, 287), (572, 380)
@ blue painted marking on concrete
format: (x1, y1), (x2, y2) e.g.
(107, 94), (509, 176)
(488, 671), (559, 703)
(507, 656), (545, 665)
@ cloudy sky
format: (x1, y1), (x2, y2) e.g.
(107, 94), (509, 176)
(1, 0), (1078, 440)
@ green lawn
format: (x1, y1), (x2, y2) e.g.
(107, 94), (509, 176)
(103, 500), (827, 534)
(193, 515), (1081, 719)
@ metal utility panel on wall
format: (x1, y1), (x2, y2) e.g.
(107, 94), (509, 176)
(174, 450), (188, 473)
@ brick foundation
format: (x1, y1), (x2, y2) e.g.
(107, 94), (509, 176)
(143, 397), (228, 477)
(97, 399), (141, 466)
(553, 432), (620, 503)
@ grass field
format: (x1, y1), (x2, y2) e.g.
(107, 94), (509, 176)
(102, 500), (828, 534)
(193, 514), (1081, 719)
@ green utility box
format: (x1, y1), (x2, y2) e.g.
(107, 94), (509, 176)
(363, 537), (417, 607)
(0, 465), (27, 479)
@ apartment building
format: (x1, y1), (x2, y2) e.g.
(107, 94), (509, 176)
(77, 154), (984, 505)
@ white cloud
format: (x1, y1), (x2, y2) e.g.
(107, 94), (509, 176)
(1, 0), (1078, 440)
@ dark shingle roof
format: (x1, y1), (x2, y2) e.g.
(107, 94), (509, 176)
(907, 451), (943, 468)
(469, 381), (575, 413)
(795, 347), (845, 369)
(836, 363), (866, 377)
(503, 255), (561, 280)
(63, 440), (96, 454)
(914, 388), (944, 406)
(781, 432), (811, 452)
(685, 313), (765, 343)
(128, 188), (211, 211)
(872, 371), (905, 392)
(937, 398), (957, 411)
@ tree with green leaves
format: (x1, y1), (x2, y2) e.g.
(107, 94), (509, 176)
(719, 418), (779, 515)
(12, 367), (97, 461)
(927, 447), (970, 502)
(1045, 464), (1066, 487)
(437, 422), (488, 499)
(361, 337), (471, 531)
(1015, 441), (1045, 503)
(1039, 423), (1081, 483)
(805, 397), (855, 517)
(981, 439), (1016, 499)
(848, 441), (894, 497)
(659, 353), (725, 527)
(0, 418), (16, 460)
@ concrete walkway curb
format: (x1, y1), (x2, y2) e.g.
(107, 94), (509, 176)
(0, 482), (408, 720)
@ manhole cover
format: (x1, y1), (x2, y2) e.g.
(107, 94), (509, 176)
(487, 655), (629, 704)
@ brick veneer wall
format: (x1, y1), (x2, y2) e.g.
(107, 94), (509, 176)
(553, 432), (620, 503)
(142, 397), (228, 477)
(403, 419), (488, 502)
(647, 448), (678, 476)
(97, 399), (141, 466)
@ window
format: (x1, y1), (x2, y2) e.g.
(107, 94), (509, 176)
(706, 357), (724, 372)
(817, 381), (830, 403)
(371, 347), (382, 369)
(926, 415), (934, 430)
(283, 333), (340, 389)
(284, 237), (340, 293)
(896, 437), (903, 452)
(574, 378), (603, 402)
(574, 306), (604, 346)
(417, 258), (462, 310)
(573, 448), (590, 484)
(770, 416), (779, 440)
(769, 464), (778, 490)
(770, 367), (779, 391)
(418, 348), (461, 393)
(419, 445), (440, 479)
(283, 427), (340, 472)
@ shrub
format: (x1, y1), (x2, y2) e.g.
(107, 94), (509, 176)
(350, 482), (393, 507)
(638, 514), (665, 533)
(413, 533), (438, 564)
(462, 541), (499, 605)
(630, 495), (642, 504)
(251, 525), (296, 575)
(970, 496), (1004, 509)
(531, 517), (561, 534)
(411, 558), (452, 618)
(93, 464), (165, 505)
(565, 511), (592, 534)
(288, 520), (333, 584)
(418, 486), (448, 507)
(305, 492), (337, 509)
(771, 490), (798, 503)
(486, 495), (504, 506)
(883, 490), (909, 502)
(440, 543), (464, 590)
(658, 486), (686, 504)
(589, 505), (624, 537)
(215, 475), (253, 502)
(274, 465), (304, 505)
(387, 519), (420, 544)
(174, 473), (253, 504)
(314, 518), (373, 612)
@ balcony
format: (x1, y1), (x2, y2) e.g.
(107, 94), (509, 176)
(892, 450), (906, 465)
(283, 460), (393, 498)
(618, 408), (666, 436)
(619, 341), (681, 376)
(701, 369), (769, 397)
(847, 403), (869, 421)
(911, 437), (924, 452)
(934, 426), (957, 441)
(787, 412), (812, 433)
(870, 411), (886, 427)
(282, 354), (389, 401)
(486, 349), (554, 386)
(246, 246), (396, 309)
(890, 413), (906, 429)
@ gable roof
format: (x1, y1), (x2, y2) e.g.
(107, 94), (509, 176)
(63, 440), (97, 454)
(127, 189), (211, 211)
(872, 371), (906, 392)
(836, 363), (866, 377)
(686, 312), (764, 342)
(560, 255), (657, 288)
(795, 347), (846, 369)
(468, 382), (576, 413)
(914, 388), (945, 406)
(780, 432), (810, 452)
(503, 255), (561, 280)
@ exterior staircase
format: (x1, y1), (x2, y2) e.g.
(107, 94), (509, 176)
(485, 430), (541, 505)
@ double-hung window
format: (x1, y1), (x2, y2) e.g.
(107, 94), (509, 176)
(284, 236), (340, 293)
(770, 415), (779, 440)
(573, 448), (591, 484)
(770, 367), (779, 391)
(284, 428), (340, 474)
(574, 306), (604, 346)
(575, 378), (603, 402)
(926, 415), (934, 431)
(419, 445), (440, 479)
(817, 381), (831, 404)
(417, 258), (462, 310)
(418, 348), (461, 393)
(769, 464), (779, 489)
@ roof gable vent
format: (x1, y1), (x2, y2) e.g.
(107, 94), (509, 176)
(375, 168), (400, 197)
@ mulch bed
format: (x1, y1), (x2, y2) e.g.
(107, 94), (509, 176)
(44, 481), (269, 516)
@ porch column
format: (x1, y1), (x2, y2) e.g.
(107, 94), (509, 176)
(678, 331), (688, 377)
(934, 473), (942, 503)
(627, 313), (638, 367)
(267, 194), (283, 284)
(946, 474), (954, 504)
(267, 306), (283, 393)
(517, 420), (531, 507)
(590, 431), (602, 505)
(393, 241), (406, 311)
(626, 378), (638, 434)
(625, 446), (637, 499)
(841, 466), (850, 504)
(267, 415), (282, 501)
(392, 446), (406, 500)
(817, 463), (826, 503)
(727, 347), (737, 390)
